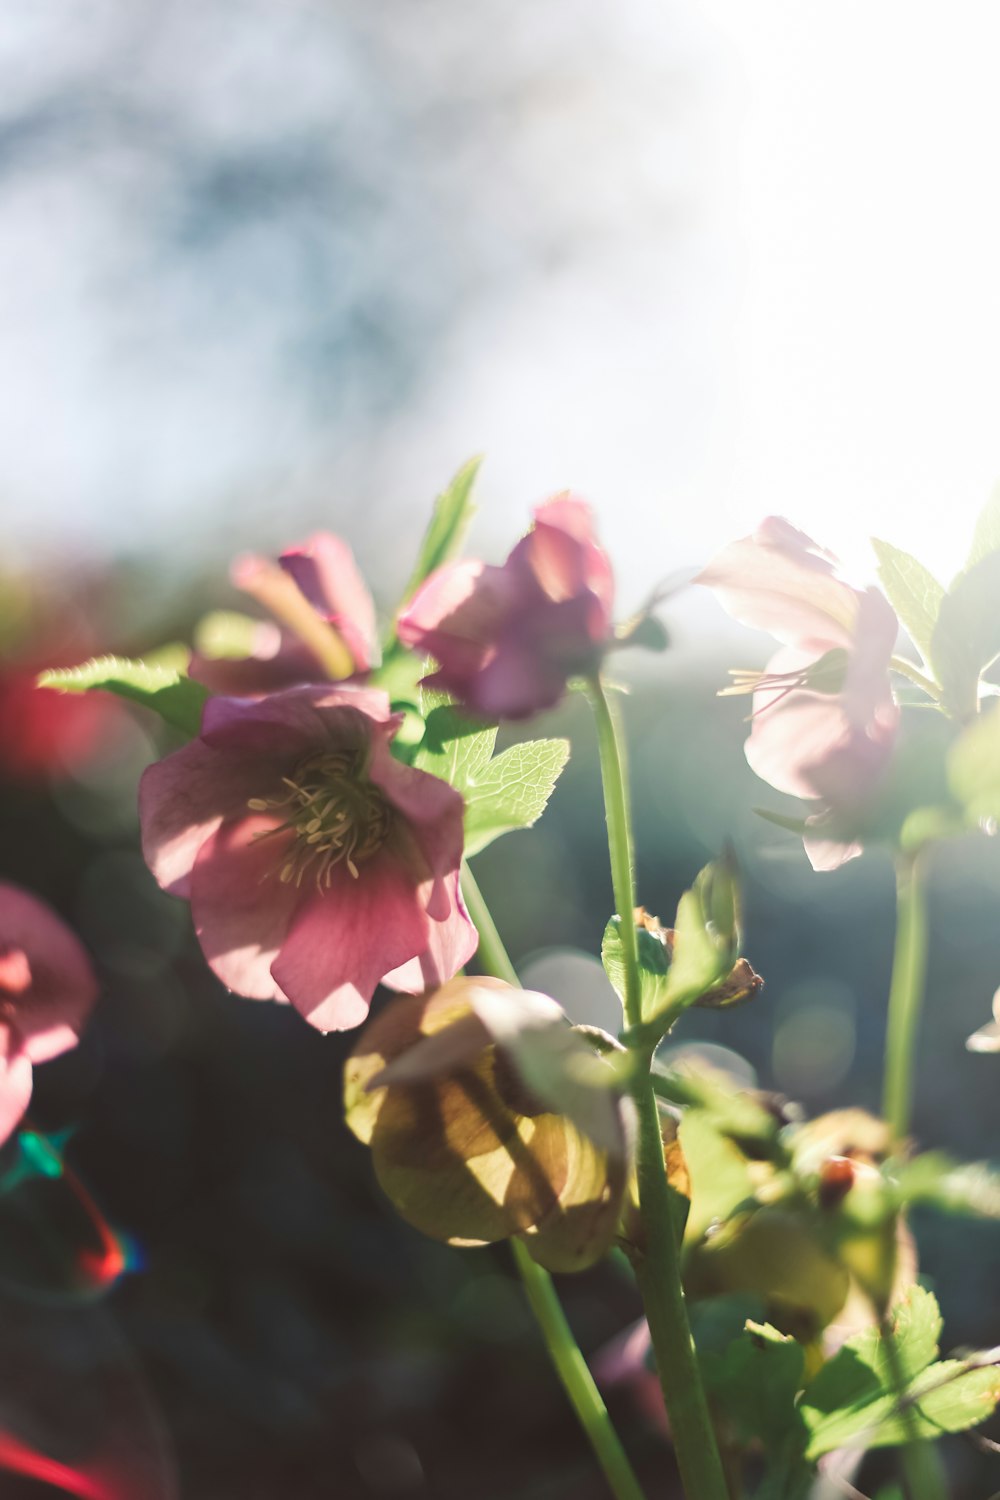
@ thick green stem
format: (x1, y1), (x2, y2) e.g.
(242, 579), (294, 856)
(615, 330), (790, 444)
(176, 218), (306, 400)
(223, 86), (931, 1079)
(882, 854), (929, 1144)
(586, 680), (730, 1500)
(460, 864), (647, 1500)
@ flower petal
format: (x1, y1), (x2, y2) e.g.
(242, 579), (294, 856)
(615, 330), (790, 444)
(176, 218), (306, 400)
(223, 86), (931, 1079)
(190, 815), (301, 1000)
(696, 518), (858, 651)
(381, 870), (478, 994)
(279, 533), (378, 672)
(0, 882), (97, 1063)
(0, 1044), (33, 1147)
(270, 851), (430, 1031)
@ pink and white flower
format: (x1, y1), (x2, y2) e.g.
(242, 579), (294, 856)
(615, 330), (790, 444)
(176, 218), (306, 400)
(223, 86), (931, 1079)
(0, 882), (98, 1144)
(398, 495), (615, 720)
(697, 519), (900, 869)
(139, 685), (477, 1032)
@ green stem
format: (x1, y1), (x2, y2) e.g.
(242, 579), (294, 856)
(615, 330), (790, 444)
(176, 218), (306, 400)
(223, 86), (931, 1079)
(882, 854), (929, 1143)
(880, 853), (948, 1498)
(889, 655), (941, 701)
(460, 864), (647, 1500)
(586, 680), (730, 1500)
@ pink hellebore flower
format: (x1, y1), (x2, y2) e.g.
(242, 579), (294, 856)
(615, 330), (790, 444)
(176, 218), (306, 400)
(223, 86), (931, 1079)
(696, 518), (900, 870)
(191, 532), (378, 694)
(139, 685), (478, 1031)
(397, 494), (615, 719)
(0, 882), (98, 1145)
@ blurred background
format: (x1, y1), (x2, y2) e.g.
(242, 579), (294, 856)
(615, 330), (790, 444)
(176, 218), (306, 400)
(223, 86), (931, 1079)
(3, 2), (1000, 1496)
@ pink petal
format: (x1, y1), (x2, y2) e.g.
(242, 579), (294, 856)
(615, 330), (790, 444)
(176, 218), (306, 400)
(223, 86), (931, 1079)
(381, 870), (478, 994)
(190, 815), (301, 1000)
(528, 494), (614, 623)
(0, 883), (97, 1062)
(696, 519), (858, 651)
(0, 1049), (33, 1147)
(139, 738), (270, 899)
(397, 560), (517, 675)
(279, 533), (378, 671)
(270, 851), (431, 1031)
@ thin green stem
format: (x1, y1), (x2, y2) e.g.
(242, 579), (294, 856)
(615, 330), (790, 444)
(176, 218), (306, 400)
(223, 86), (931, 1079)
(460, 863), (647, 1500)
(882, 854), (929, 1143)
(880, 852), (948, 1498)
(586, 679), (730, 1500)
(889, 655), (941, 701)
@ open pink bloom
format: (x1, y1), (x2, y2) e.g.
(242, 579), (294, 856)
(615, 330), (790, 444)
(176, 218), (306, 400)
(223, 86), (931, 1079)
(191, 532), (378, 694)
(697, 518), (900, 870)
(397, 494), (615, 719)
(139, 685), (478, 1031)
(0, 882), (98, 1145)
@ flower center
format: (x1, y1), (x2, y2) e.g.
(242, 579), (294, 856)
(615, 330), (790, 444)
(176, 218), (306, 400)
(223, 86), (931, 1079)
(719, 647), (849, 717)
(248, 750), (392, 889)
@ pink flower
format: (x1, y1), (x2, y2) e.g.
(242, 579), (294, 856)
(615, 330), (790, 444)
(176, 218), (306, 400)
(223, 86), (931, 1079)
(139, 685), (478, 1031)
(697, 519), (899, 870)
(191, 532), (378, 694)
(397, 494), (615, 719)
(0, 882), (98, 1145)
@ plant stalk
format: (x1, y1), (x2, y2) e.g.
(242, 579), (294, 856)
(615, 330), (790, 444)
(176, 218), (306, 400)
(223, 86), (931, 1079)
(460, 863), (647, 1500)
(586, 679), (730, 1500)
(882, 853), (929, 1144)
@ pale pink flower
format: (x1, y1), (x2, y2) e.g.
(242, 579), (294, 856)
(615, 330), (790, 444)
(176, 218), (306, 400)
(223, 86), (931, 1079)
(697, 519), (899, 870)
(0, 882), (98, 1144)
(139, 685), (477, 1031)
(397, 495), (614, 719)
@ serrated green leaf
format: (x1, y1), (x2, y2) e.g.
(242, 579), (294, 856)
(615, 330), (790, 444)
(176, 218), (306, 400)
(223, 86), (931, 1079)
(702, 1321), (806, 1449)
(462, 738), (569, 857)
(601, 915), (670, 1021)
(872, 539), (944, 667)
(800, 1285), (967, 1458)
(39, 654), (209, 738)
(930, 550), (1000, 719)
(805, 1360), (1000, 1456)
(400, 456), (481, 604)
(966, 484), (1000, 570)
(948, 702), (1000, 822)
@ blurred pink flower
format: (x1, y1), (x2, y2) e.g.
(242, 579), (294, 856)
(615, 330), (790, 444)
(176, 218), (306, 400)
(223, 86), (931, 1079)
(397, 494), (615, 719)
(139, 685), (477, 1031)
(191, 532), (378, 694)
(697, 519), (899, 870)
(0, 882), (98, 1145)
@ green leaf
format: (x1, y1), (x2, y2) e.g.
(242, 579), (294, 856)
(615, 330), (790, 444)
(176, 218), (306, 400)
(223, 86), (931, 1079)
(800, 1284), (1000, 1457)
(601, 914), (670, 1021)
(966, 484), (1000, 570)
(892, 1152), (1000, 1218)
(462, 738), (570, 857)
(948, 703), (1000, 823)
(753, 806), (811, 835)
(38, 653), (209, 738)
(677, 1109), (756, 1244)
(872, 539), (944, 667)
(701, 1321), (806, 1449)
(413, 705), (498, 790)
(400, 456), (481, 605)
(657, 866), (734, 1016)
(930, 550), (1000, 719)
